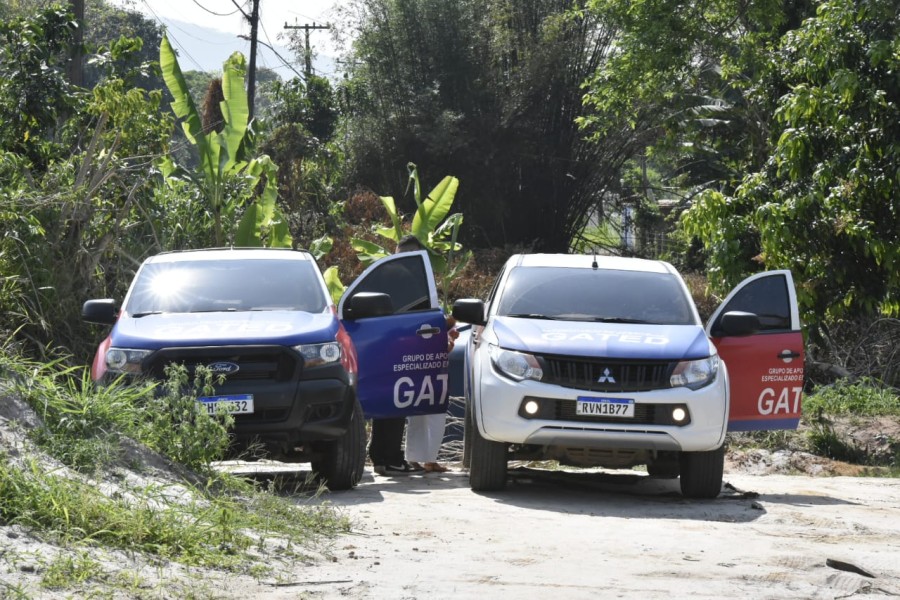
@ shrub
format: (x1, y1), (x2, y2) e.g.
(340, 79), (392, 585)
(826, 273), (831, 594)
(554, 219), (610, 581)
(805, 377), (900, 417)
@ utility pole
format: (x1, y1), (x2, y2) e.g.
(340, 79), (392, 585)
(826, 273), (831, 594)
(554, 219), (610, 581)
(247, 0), (260, 120)
(283, 22), (330, 79)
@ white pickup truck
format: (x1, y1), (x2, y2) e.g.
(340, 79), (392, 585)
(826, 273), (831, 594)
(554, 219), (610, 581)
(451, 254), (804, 498)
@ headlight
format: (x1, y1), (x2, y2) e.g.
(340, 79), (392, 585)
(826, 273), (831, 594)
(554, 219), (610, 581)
(294, 342), (342, 367)
(670, 355), (719, 390)
(106, 348), (153, 374)
(489, 345), (543, 381)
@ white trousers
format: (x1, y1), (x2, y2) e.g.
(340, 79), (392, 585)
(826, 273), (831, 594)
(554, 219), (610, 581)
(405, 413), (447, 463)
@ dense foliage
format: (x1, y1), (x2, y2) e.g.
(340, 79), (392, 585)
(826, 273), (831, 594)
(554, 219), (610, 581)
(0, 0), (898, 380)
(687, 0), (899, 323)
(1, 6), (176, 360)
(580, 0), (899, 330)
(338, 0), (628, 251)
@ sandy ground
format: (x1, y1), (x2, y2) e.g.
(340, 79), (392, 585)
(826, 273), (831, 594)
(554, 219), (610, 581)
(3, 383), (899, 599)
(233, 463), (900, 600)
(3, 457), (900, 599)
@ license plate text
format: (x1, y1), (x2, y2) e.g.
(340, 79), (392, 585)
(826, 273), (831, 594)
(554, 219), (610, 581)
(576, 397), (634, 418)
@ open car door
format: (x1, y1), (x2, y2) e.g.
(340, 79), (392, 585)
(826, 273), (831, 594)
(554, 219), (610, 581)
(339, 250), (450, 419)
(707, 270), (805, 431)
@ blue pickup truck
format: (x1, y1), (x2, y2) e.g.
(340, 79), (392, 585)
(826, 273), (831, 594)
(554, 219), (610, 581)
(82, 248), (451, 490)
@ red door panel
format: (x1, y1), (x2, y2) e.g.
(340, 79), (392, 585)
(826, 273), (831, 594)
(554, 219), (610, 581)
(707, 270), (805, 432)
(715, 332), (804, 431)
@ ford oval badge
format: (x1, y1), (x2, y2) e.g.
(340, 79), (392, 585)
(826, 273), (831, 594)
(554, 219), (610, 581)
(208, 361), (240, 375)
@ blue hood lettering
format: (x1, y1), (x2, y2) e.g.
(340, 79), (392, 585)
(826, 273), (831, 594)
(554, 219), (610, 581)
(492, 317), (711, 360)
(111, 311), (339, 349)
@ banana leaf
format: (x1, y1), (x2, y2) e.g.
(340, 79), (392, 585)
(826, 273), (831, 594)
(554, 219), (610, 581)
(412, 176), (459, 242)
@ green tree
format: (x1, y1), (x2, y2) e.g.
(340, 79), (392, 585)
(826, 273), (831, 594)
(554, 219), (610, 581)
(0, 8), (177, 359)
(0, 7), (81, 170)
(577, 0), (900, 323)
(257, 73), (342, 246)
(269, 75), (338, 141)
(577, 0), (826, 267)
(682, 0), (900, 322)
(83, 0), (165, 90)
(340, 0), (621, 251)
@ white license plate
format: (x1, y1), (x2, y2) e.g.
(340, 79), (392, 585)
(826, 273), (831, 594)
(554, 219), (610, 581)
(198, 394), (254, 415)
(576, 397), (634, 418)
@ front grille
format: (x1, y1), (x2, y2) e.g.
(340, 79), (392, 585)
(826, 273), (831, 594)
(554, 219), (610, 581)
(540, 356), (675, 392)
(145, 346), (299, 382)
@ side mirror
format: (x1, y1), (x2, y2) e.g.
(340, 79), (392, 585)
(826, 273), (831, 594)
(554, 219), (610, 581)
(452, 299), (486, 326)
(82, 299), (118, 325)
(344, 292), (394, 320)
(715, 311), (760, 337)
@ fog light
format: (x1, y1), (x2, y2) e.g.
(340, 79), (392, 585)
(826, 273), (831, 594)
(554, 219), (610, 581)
(672, 407), (687, 422)
(524, 400), (540, 415)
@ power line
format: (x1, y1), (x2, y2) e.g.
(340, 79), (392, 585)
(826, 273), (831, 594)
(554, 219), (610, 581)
(241, 34), (304, 80)
(189, 0), (241, 17)
(258, 19), (305, 80)
(227, 0), (250, 20)
(139, 0), (204, 71)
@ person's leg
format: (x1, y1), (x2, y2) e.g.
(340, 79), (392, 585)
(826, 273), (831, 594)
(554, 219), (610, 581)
(370, 417), (407, 469)
(404, 415), (428, 464)
(405, 413), (447, 465)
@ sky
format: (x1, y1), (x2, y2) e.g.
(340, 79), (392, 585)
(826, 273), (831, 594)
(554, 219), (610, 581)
(112, 0), (345, 78)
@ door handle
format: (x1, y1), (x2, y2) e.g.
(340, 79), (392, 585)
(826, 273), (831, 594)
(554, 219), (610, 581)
(777, 350), (802, 359)
(416, 325), (442, 337)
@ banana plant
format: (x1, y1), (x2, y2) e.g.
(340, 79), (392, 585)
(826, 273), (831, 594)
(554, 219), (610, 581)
(349, 163), (471, 306)
(158, 35), (290, 248)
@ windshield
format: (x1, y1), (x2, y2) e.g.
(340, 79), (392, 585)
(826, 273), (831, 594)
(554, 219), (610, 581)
(125, 258), (328, 315)
(496, 266), (695, 326)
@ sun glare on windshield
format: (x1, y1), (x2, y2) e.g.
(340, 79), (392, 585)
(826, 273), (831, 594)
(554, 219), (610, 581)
(147, 269), (190, 302)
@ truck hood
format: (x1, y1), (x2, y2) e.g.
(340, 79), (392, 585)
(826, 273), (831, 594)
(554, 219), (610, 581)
(490, 316), (712, 361)
(110, 310), (340, 349)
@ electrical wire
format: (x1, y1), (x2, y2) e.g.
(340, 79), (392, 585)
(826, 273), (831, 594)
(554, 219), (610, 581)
(189, 0), (242, 17)
(258, 18), (306, 79)
(228, 0), (250, 20)
(139, 0), (205, 71)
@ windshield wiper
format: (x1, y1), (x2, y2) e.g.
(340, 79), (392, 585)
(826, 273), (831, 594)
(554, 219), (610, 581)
(584, 316), (652, 324)
(132, 311), (164, 318)
(505, 313), (559, 320)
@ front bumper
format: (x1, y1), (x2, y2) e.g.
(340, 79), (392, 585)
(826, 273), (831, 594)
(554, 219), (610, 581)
(473, 360), (729, 453)
(140, 345), (357, 448)
(227, 376), (355, 445)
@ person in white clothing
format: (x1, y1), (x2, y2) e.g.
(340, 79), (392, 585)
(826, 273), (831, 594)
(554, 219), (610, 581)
(406, 315), (459, 473)
(405, 412), (448, 472)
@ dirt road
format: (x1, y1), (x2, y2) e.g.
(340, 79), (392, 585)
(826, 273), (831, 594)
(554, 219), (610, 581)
(250, 465), (900, 599)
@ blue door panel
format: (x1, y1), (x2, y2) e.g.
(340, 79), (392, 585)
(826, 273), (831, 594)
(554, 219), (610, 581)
(345, 310), (450, 418)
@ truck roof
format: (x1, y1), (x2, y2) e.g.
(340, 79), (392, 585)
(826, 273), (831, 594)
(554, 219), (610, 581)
(145, 248), (313, 263)
(509, 253), (675, 274)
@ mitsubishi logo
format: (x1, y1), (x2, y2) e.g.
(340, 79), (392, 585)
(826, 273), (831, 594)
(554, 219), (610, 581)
(597, 368), (616, 383)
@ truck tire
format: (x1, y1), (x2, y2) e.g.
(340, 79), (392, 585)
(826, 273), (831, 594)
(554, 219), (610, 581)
(462, 400), (474, 469)
(468, 408), (508, 492)
(311, 395), (366, 491)
(679, 445), (725, 499)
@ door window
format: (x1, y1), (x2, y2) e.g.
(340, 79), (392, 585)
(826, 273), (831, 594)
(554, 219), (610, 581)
(342, 252), (436, 315)
(711, 274), (791, 334)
